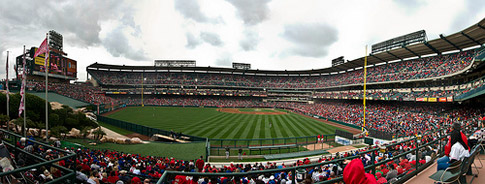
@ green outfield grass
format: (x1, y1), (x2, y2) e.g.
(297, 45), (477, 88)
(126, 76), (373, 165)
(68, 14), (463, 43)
(106, 107), (342, 139)
(66, 138), (205, 160)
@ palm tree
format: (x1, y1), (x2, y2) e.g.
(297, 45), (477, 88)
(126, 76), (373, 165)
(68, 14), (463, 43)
(80, 126), (92, 141)
(93, 127), (106, 142)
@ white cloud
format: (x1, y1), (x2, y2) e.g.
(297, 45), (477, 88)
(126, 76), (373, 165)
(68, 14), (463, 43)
(226, 0), (272, 25)
(200, 32), (224, 47)
(281, 23), (338, 57)
(0, 0), (484, 81)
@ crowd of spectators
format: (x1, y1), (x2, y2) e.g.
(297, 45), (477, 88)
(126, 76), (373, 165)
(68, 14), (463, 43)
(23, 78), (485, 138)
(113, 95), (484, 137)
(313, 75), (485, 100)
(313, 88), (464, 100)
(9, 123), (476, 184)
(89, 50), (475, 89)
(27, 81), (121, 106)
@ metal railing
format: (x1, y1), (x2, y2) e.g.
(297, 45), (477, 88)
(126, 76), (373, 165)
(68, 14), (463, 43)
(97, 115), (207, 142)
(157, 124), (474, 184)
(0, 129), (77, 184)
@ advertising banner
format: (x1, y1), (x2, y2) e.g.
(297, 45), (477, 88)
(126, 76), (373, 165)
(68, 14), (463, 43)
(416, 98), (428, 102)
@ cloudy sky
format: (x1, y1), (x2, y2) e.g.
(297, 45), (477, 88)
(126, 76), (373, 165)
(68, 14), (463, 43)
(1, 0), (484, 81)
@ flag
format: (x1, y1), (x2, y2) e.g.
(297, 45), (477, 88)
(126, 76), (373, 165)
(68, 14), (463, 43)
(34, 38), (49, 72)
(19, 47), (27, 117)
(33, 38), (48, 58)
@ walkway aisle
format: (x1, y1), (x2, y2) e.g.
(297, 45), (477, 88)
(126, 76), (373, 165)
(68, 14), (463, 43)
(405, 154), (485, 184)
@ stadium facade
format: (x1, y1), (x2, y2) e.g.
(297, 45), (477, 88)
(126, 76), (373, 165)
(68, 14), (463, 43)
(87, 18), (485, 105)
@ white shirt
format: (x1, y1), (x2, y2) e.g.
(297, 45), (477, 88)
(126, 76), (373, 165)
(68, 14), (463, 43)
(87, 178), (97, 184)
(133, 168), (141, 175)
(449, 142), (470, 161)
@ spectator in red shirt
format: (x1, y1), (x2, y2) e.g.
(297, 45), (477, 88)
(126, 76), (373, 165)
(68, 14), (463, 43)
(196, 156), (204, 172)
(343, 159), (378, 184)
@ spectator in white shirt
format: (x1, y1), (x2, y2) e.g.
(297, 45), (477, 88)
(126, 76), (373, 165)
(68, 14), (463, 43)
(437, 123), (470, 170)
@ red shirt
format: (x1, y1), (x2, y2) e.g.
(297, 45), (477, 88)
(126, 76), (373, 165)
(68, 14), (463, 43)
(173, 175), (187, 184)
(380, 168), (389, 175)
(81, 163), (90, 172)
(444, 132), (469, 156)
(196, 159), (204, 171)
(108, 176), (119, 183)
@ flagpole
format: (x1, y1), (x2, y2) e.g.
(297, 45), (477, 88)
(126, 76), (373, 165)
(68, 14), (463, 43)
(362, 45), (368, 132)
(23, 46), (26, 137)
(45, 33), (49, 142)
(6, 51), (9, 132)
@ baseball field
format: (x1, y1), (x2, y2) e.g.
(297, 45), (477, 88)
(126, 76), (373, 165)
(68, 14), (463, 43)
(105, 106), (345, 139)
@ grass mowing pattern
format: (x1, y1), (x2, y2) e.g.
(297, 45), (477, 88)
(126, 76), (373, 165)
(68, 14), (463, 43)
(107, 107), (342, 139)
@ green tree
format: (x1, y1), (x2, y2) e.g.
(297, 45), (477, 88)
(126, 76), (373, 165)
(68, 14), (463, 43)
(49, 113), (61, 128)
(93, 127), (106, 142)
(0, 93), (51, 124)
(81, 126), (92, 140)
(13, 117), (34, 136)
(50, 126), (68, 140)
(33, 121), (45, 137)
(65, 118), (79, 129)
(0, 114), (10, 129)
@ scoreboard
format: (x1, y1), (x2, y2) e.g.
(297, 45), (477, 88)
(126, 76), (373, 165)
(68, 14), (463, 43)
(332, 56), (345, 67)
(371, 30), (427, 54)
(154, 60), (196, 67)
(32, 47), (77, 79)
(232, 62), (251, 70)
(16, 47), (77, 80)
(15, 31), (76, 80)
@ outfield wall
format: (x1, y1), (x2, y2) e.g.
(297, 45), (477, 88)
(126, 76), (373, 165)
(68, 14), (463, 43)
(97, 115), (207, 142)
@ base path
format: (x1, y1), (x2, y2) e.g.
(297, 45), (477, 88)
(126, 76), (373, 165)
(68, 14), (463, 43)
(218, 108), (287, 115)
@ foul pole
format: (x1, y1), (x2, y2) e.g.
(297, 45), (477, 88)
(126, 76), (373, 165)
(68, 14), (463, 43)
(141, 73), (144, 107)
(362, 46), (368, 132)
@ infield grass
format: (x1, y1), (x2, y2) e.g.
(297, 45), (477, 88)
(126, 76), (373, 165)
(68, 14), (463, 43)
(106, 107), (342, 139)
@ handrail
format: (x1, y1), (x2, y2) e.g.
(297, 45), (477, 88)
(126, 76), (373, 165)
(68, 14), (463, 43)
(0, 129), (77, 183)
(156, 124), (469, 184)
